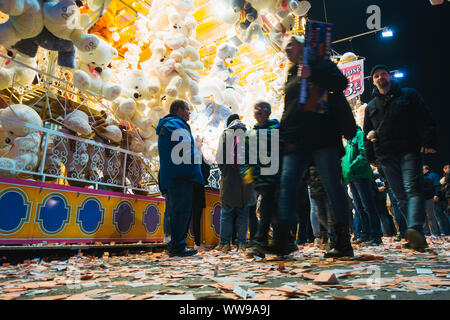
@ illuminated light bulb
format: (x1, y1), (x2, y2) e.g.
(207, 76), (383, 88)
(393, 71), (404, 78)
(382, 28), (393, 38)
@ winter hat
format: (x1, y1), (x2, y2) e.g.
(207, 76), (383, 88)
(226, 114), (240, 127)
(370, 64), (389, 78)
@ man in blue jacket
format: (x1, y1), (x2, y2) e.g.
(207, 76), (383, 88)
(156, 100), (204, 257)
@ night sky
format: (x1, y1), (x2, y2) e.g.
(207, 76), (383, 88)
(307, 0), (449, 174)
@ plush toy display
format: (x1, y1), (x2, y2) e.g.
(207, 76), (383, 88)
(0, 0), (44, 50)
(86, 0), (121, 44)
(43, 99), (92, 185)
(0, 103), (42, 177)
(232, 0), (258, 29)
(269, 13), (296, 46)
(42, 0), (99, 52)
(111, 69), (149, 121)
(0, 52), (38, 90)
(13, 0), (100, 68)
(248, 0), (310, 17)
(73, 37), (122, 100)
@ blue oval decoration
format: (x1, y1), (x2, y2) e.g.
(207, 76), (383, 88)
(211, 203), (221, 237)
(37, 194), (70, 234)
(143, 205), (160, 234)
(0, 189), (31, 234)
(113, 201), (135, 234)
(77, 198), (104, 234)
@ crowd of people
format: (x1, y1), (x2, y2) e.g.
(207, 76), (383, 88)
(156, 35), (449, 258)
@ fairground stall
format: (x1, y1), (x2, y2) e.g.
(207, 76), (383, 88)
(0, 0), (364, 247)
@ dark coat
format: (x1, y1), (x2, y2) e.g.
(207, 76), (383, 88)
(216, 120), (253, 208)
(280, 60), (356, 156)
(192, 158), (211, 209)
(363, 81), (437, 162)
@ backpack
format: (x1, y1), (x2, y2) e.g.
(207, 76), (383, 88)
(423, 177), (435, 200)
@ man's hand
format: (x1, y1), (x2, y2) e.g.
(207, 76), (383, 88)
(421, 147), (437, 154)
(297, 65), (311, 79)
(433, 196), (440, 203)
(370, 160), (379, 168)
(378, 186), (386, 192)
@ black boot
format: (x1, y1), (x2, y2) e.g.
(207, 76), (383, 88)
(324, 225), (354, 258)
(256, 221), (297, 256)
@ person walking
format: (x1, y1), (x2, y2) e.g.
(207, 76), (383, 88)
(215, 114), (253, 252)
(156, 99), (205, 257)
(422, 165), (441, 236)
(363, 64), (437, 251)
(241, 102), (285, 257)
(342, 126), (383, 245)
(257, 35), (357, 258)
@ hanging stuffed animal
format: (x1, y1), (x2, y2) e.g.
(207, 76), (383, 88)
(0, 51), (38, 90)
(13, 0), (100, 68)
(0, 103), (43, 178)
(269, 13), (295, 47)
(73, 37), (122, 100)
(0, 0), (44, 50)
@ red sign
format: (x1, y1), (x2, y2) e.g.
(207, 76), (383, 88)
(338, 59), (365, 100)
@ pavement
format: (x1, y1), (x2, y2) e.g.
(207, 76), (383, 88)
(0, 236), (448, 302)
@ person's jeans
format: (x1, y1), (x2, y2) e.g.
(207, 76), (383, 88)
(387, 188), (407, 237)
(353, 206), (363, 239)
(308, 188), (333, 236)
(220, 203), (249, 245)
(248, 204), (258, 242)
(295, 184), (314, 244)
(424, 199), (440, 236)
(190, 205), (203, 246)
(434, 200), (450, 235)
(254, 184), (278, 244)
(278, 148), (351, 228)
(349, 179), (383, 241)
(166, 181), (193, 252)
(380, 152), (425, 234)
(163, 194), (170, 236)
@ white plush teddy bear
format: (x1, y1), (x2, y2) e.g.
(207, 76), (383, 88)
(42, 0), (99, 52)
(0, 103), (42, 177)
(211, 42), (239, 86)
(111, 69), (149, 121)
(141, 42), (183, 100)
(269, 13), (296, 47)
(73, 37), (122, 100)
(0, 51), (37, 90)
(0, 0), (44, 50)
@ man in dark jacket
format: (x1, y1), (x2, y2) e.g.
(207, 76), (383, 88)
(157, 99), (205, 257)
(363, 65), (437, 251)
(257, 35), (357, 258)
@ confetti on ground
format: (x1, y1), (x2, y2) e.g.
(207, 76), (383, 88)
(0, 236), (448, 300)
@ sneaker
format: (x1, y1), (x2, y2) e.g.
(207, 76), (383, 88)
(246, 247), (265, 258)
(163, 235), (171, 243)
(406, 229), (428, 251)
(314, 237), (323, 247)
(215, 243), (231, 252)
(394, 234), (402, 242)
(194, 244), (207, 251)
(236, 243), (246, 251)
(168, 248), (197, 257)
